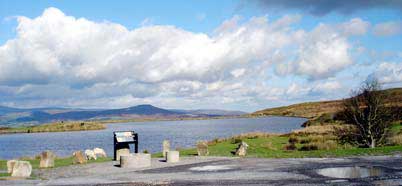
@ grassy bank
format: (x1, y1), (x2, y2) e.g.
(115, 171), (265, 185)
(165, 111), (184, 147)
(0, 156), (112, 178)
(163, 137), (402, 158)
(251, 88), (402, 125)
(0, 116), (247, 135)
(0, 121), (106, 134)
(153, 121), (402, 158)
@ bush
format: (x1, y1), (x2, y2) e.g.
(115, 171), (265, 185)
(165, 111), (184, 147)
(288, 136), (299, 143)
(230, 138), (242, 144)
(300, 144), (318, 151)
(142, 149), (149, 154)
(283, 143), (297, 151)
(300, 141), (338, 151)
(299, 138), (311, 144)
(390, 134), (402, 145)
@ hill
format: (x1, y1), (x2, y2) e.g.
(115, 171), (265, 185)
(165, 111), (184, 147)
(0, 104), (246, 126)
(251, 88), (402, 121)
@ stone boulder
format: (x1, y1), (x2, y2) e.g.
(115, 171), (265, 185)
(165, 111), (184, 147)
(116, 148), (130, 161)
(120, 153), (151, 168)
(85, 149), (97, 160)
(196, 141), (209, 156)
(7, 159), (17, 173)
(93, 148), (107, 158)
(73, 151), (87, 164)
(11, 161), (32, 177)
(235, 141), (249, 157)
(162, 140), (170, 157)
(39, 150), (56, 168)
(166, 151), (180, 163)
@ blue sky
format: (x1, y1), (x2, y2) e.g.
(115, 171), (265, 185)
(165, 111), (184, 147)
(0, 0), (401, 112)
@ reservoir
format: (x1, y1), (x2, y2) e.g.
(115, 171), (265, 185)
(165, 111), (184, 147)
(0, 116), (306, 159)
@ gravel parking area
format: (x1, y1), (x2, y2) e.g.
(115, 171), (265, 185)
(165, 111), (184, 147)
(2, 155), (402, 186)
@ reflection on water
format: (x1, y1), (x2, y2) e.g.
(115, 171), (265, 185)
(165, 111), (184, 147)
(317, 166), (384, 178)
(0, 116), (306, 159)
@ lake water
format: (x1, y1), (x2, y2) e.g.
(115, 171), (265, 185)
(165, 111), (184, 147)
(0, 117), (306, 159)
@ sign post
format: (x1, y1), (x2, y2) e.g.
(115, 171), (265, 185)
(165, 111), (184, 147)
(113, 131), (138, 160)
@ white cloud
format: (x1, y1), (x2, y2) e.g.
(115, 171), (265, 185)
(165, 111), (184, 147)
(373, 21), (402, 36)
(0, 8), (367, 110)
(374, 62), (402, 84)
(230, 68), (246, 77)
(338, 18), (370, 36)
(278, 23), (353, 80)
(312, 81), (342, 93)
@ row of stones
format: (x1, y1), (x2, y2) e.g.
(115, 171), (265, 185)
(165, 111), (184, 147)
(118, 140), (249, 169)
(6, 147), (108, 178)
(195, 140), (249, 157)
(118, 140), (182, 169)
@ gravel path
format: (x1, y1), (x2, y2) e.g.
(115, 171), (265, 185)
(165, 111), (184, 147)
(3, 155), (402, 186)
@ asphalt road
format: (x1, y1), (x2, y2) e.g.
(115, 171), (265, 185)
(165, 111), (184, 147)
(3, 156), (402, 186)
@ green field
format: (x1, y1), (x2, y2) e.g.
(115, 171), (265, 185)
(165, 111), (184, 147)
(154, 135), (402, 158)
(0, 157), (112, 173)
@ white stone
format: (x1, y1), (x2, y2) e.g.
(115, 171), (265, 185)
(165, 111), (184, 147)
(93, 148), (107, 158)
(120, 153), (151, 168)
(116, 148), (130, 161)
(196, 141), (209, 156)
(39, 150), (56, 168)
(162, 140), (170, 157)
(166, 151), (180, 163)
(85, 149), (97, 160)
(7, 160), (17, 173)
(73, 151), (87, 164)
(11, 161), (32, 177)
(235, 141), (249, 157)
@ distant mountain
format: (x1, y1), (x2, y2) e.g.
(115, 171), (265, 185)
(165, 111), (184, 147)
(0, 106), (25, 115)
(0, 106), (75, 116)
(0, 104), (247, 125)
(15, 104), (179, 123)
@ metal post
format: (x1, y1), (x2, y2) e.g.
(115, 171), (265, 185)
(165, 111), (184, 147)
(113, 132), (117, 160)
(134, 133), (138, 153)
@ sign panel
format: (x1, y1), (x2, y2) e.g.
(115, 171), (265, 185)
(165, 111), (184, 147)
(115, 131), (135, 142)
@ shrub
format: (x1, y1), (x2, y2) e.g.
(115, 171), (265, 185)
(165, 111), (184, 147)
(300, 141), (338, 151)
(283, 143), (297, 151)
(208, 138), (218, 146)
(299, 138), (311, 144)
(142, 149), (149, 154)
(288, 136), (299, 143)
(300, 144), (318, 151)
(292, 125), (336, 135)
(390, 134), (402, 145)
(230, 138), (242, 144)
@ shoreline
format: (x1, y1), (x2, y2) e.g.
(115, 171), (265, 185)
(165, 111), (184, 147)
(0, 115), (254, 135)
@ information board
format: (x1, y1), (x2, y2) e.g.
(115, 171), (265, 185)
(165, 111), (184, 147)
(115, 131), (135, 142)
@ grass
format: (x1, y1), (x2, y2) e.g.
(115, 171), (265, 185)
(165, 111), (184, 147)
(0, 173), (9, 177)
(154, 122), (402, 159)
(251, 88), (402, 128)
(0, 121), (106, 134)
(157, 135), (402, 158)
(0, 157), (112, 172)
(390, 121), (402, 134)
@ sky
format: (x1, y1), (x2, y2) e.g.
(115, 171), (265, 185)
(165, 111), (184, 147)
(0, 0), (401, 112)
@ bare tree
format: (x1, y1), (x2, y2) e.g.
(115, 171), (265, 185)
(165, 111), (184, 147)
(343, 78), (391, 148)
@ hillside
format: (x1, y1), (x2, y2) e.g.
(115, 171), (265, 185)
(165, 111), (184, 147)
(0, 104), (246, 126)
(252, 88), (402, 120)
